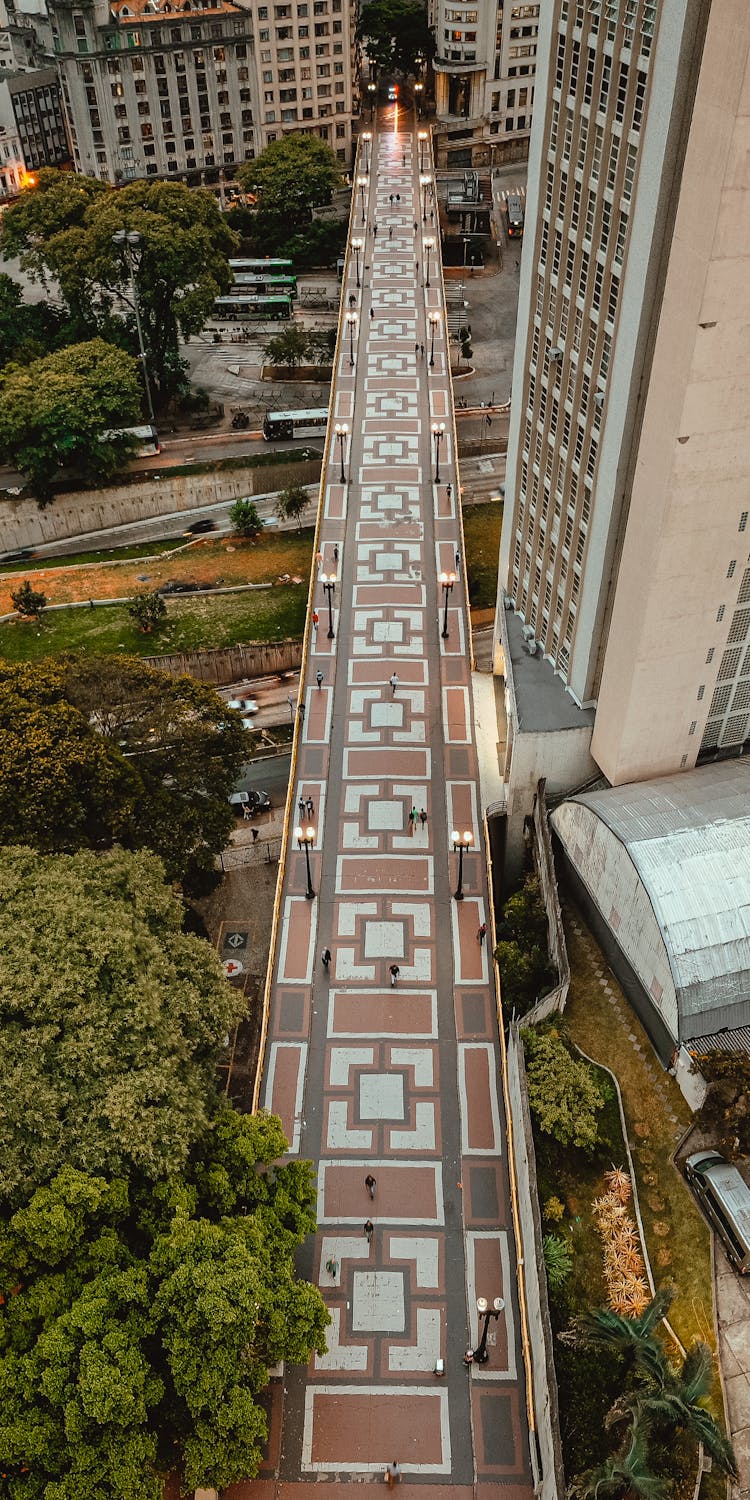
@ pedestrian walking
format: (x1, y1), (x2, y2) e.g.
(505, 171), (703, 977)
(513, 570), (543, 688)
(365, 1173), (376, 1199)
(298, 701), (306, 722)
(446, 482), (452, 499)
(385, 1461), (401, 1488)
(298, 797), (306, 820)
(477, 922), (487, 945)
(389, 193), (394, 204)
(389, 964), (400, 987)
(373, 223), (378, 237)
(388, 225), (393, 240)
(419, 808), (427, 828)
(306, 795), (315, 818)
(316, 669), (324, 689)
(415, 261), (419, 275)
(420, 343), (425, 357)
(413, 220), (418, 234)
(402, 152), (406, 166)
(408, 807), (417, 835)
(396, 193), (401, 202)
(455, 548), (461, 572)
(321, 947), (331, 970)
(364, 1218), (374, 1244)
(369, 306), (374, 320)
(325, 1256), (338, 1280)
(415, 342), (420, 356)
(429, 207), (434, 222)
(390, 673), (399, 695)
(251, 827), (259, 843)
(348, 292), (356, 307)
(333, 543), (339, 562)
(312, 610), (319, 631)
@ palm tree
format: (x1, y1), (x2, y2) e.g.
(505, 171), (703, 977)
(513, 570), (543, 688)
(563, 1287), (674, 1385)
(572, 1416), (667, 1500)
(612, 1342), (738, 1479)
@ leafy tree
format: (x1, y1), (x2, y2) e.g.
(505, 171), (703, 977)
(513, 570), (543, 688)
(0, 273), (67, 367)
(10, 579), (47, 619)
(0, 657), (247, 890)
(0, 1114), (329, 1493)
(694, 1051), (750, 1159)
(264, 324), (311, 371)
(0, 338), (141, 502)
(237, 134), (342, 241)
(522, 1026), (604, 1151)
(357, 0), (435, 75)
(496, 870), (557, 1016)
(1, 171), (237, 401)
(613, 1342), (738, 1479)
(564, 1289), (675, 1385)
(275, 483), (310, 529)
(543, 1234), (573, 1289)
(307, 328), (336, 364)
(230, 497), (263, 539)
(127, 588), (167, 633)
(0, 845), (245, 1206)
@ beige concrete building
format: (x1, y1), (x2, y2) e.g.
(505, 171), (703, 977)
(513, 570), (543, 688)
(50, 0), (357, 185)
(494, 0), (750, 862)
(429, 0), (539, 167)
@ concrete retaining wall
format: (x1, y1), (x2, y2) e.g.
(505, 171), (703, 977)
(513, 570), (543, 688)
(143, 637), (303, 686)
(0, 458), (321, 551)
(524, 779), (570, 1025)
(506, 1021), (566, 1499)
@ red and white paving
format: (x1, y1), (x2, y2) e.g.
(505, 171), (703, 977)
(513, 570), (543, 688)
(253, 122), (533, 1494)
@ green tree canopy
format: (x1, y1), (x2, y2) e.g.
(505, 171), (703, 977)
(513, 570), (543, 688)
(0, 273), (68, 368)
(275, 483), (310, 529)
(357, 0), (435, 74)
(238, 134), (343, 241)
(263, 324), (310, 370)
(0, 338), (141, 500)
(0, 172), (237, 400)
(0, 845), (246, 1206)
(0, 1115), (329, 1494)
(127, 589), (167, 633)
(0, 657), (248, 888)
(230, 497), (263, 539)
(522, 1026), (604, 1152)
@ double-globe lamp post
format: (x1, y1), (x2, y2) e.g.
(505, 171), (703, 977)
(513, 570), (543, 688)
(473, 1296), (505, 1364)
(431, 420), (445, 482)
(361, 130), (372, 172)
(322, 572), (336, 640)
(351, 236), (363, 288)
(295, 825), (316, 900)
(358, 174), (368, 223)
(440, 570), (456, 638)
(423, 236), (435, 289)
(414, 81), (423, 115)
(428, 310), (441, 367)
(346, 310), (357, 367)
(334, 421), (348, 484)
(420, 173), (431, 222)
(368, 81), (376, 117)
(418, 129), (429, 172)
(112, 229), (156, 427)
(452, 829), (473, 901)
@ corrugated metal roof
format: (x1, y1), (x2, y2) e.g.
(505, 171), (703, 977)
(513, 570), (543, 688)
(569, 761), (750, 1030)
(688, 1026), (750, 1057)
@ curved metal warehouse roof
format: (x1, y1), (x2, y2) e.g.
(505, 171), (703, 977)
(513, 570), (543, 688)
(559, 761), (750, 1030)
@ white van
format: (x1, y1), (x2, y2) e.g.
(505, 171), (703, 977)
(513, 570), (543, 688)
(685, 1150), (750, 1274)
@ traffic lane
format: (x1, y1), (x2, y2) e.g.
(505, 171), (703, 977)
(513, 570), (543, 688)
(235, 751), (292, 808)
(219, 673), (301, 732)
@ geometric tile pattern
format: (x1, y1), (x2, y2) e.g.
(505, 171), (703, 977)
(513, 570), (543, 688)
(259, 123), (533, 1493)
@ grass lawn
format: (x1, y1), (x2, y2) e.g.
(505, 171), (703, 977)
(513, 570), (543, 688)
(462, 499), (503, 609)
(561, 897), (716, 1361)
(0, 586), (308, 662)
(0, 538), (188, 573)
(0, 530), (315, 615)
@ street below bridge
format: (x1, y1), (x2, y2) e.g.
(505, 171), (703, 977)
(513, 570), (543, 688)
(232, 116), (534, 1500)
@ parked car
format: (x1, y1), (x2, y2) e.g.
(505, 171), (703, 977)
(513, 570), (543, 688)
(228, 788), (272, 814)
(685, 1149), (750, 1273)
(227, 697), (259, 715)
(185, 518), (217, 534)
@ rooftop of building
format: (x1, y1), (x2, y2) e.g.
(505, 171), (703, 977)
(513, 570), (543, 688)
(503, 600), (595, 735)
(111, 0), (241, 23)
(562, 760), (750, 1031)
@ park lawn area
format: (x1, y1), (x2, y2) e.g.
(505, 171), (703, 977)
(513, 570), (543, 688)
(0, 538), (187, 573)
(561, 900), (718, 1365)
(0, 529), (315, 614)
(0, 585), (308, 662)
(462, 499), (503, 609)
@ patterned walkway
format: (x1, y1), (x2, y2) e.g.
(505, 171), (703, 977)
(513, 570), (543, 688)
(251, 124), (532, 1494)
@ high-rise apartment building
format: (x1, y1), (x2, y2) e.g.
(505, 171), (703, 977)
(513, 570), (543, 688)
(429, 0), (539, 167)
(4, 67), (71, 168)
(50, 0), (357, 185)
(495, 0), (750, 847)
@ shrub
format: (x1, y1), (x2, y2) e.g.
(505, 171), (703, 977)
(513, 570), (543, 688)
(544, 1195), (565, 1223)
(127, 589), (167, 633)
(543, 1233), (573, 1288)
(522, 1026), (605, 1152)
(230, 496), (263, 539)
(11, 580), (47, 619)
(495, 870), (557, 1016)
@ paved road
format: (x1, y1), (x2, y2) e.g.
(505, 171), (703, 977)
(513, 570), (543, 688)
(235, 120), (533, 1500)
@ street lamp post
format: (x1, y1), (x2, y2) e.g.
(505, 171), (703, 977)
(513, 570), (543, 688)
(428, 310), (441, 367)
(423, 235), (435, 288)
(473, 1296), (505, 1364)
(346, 310), (357, 367)
(418, 129), (429, 173)
(414, 81), (423, 115)
(351, 236), (364, 287)
(420, 173), (431, 222)
(322, 573), (336, 640)
(440, 570), (455, 638)
(452, 829), (473, 900)
(368, 81), (376, 117)
(295, 825), (316, 900)
(357, 174), (368, 223)
(361, 130), (372, 172)
(334, 422), (348, 484)
(112, 229), (156, 426)
(431, 420), (445, 482)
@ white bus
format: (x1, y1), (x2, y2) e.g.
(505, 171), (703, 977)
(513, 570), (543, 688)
(100, 424), (161, 456)
(262, 407), (329, 441)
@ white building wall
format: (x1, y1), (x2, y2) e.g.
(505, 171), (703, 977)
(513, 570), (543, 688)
(551, 800), (678, 1040)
